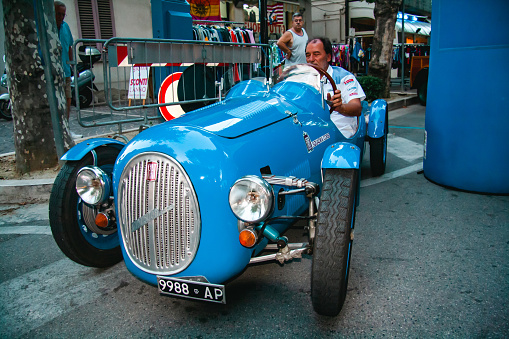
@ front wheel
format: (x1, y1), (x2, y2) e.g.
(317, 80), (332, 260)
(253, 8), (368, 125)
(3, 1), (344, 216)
(311, 168), (358, 316)
(49, 146), (122, 267)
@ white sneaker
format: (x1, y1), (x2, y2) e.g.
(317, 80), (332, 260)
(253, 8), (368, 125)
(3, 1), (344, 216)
(70, 131), (83, 139)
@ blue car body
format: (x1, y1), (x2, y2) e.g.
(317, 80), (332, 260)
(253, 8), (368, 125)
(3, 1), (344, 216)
(55, 69), (387, 310)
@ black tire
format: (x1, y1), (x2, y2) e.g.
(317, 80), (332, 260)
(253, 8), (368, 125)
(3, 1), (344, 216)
(311, 168), (358, 316)
(418, 80), (427, 106)
(369, 135), (387, 176)
(369, 106), (388, 176)
(49, 146), (122, 267)
(0, 99), (12, 120)
(78, 86), (93, 108)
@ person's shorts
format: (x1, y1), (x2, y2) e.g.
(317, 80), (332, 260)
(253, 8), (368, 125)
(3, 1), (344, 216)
(65, 77), (72, 99)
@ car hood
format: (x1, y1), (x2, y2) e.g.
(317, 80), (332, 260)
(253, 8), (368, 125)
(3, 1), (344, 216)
(172, 93), (297, 138)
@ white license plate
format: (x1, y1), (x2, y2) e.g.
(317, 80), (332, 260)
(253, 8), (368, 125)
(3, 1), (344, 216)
(157, 276), (225, 304)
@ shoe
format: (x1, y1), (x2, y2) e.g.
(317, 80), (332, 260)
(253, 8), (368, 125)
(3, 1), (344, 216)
(70, 131), (83, 139)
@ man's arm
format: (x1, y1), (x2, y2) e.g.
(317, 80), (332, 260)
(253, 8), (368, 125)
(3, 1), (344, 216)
(327, 90), (362, 117)
(277, 31), (293, 60)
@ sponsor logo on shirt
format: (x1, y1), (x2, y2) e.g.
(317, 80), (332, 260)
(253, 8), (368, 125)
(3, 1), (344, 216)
(347, 86), (357, 92)
(344, 79), (354, 85)
(349, 92), (358, 96)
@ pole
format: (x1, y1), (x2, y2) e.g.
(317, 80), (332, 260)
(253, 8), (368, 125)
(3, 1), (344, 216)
(345, 0), (349, 43)
(259, 0), (269, 80)
(35, 0), (66, 159)
(401, 0), (405, 92)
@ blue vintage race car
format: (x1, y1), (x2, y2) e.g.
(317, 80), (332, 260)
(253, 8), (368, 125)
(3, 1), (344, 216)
(49, 64), (388, 316)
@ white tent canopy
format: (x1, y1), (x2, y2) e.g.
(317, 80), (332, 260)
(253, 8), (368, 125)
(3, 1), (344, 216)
(396, 19), (431, 36)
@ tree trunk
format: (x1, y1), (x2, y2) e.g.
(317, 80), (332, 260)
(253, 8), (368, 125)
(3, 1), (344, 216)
(3, 0), (74, 174)
(368, 0), (402, 98)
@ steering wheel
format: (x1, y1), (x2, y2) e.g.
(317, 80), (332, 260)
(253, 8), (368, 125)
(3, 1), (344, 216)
(305, 64), (337, 114)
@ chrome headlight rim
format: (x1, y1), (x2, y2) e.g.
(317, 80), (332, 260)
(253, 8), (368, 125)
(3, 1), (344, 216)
(229, 175), (274, 224)
(76, 166), (111, 205)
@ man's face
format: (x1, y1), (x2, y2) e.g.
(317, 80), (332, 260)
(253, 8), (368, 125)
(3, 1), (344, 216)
(306, 41), (331, 71)
(55, 5), (66, 29)
(292, 16), (303, 30)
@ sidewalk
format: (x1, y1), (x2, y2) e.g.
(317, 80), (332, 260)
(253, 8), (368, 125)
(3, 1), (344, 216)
(0, 91), (419, 204)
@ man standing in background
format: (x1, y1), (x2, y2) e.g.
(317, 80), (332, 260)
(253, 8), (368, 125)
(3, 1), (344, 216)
(277, 12), (308, 68)
(54, 1), (81, 138)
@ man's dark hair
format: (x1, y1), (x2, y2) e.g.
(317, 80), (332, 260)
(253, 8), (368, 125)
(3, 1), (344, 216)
(292, 12), (302, 19)
(308, 37), (333, 56)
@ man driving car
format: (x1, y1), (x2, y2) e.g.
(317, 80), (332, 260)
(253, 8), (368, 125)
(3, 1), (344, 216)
(305, 37), (366, 138)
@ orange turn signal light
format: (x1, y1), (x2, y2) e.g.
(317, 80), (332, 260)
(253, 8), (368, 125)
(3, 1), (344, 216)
(95, 212), (110, 228)
(239, 229), (257, 248)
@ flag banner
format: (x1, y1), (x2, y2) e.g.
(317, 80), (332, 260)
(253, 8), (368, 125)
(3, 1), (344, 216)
(267, 3), (284, 24)
(189, 0), (221, 21)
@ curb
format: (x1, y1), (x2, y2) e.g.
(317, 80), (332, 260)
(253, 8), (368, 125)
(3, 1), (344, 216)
(0, 128), (139, 205)
(387, 94), (419, 110)
(0, 97), (419, 204)
(0, 178), (54, 204)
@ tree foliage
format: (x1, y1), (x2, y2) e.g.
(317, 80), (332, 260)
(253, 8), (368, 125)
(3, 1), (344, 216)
(2, 0), (74, 174)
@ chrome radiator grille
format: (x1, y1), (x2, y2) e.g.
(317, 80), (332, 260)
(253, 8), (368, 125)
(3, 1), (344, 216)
(118, 152), (200, 274)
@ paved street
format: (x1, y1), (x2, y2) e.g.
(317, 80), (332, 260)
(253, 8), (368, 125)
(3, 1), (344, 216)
(0, 104), (508, 338)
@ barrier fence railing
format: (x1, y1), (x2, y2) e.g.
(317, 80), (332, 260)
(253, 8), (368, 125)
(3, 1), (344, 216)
(71, 38), (270, 134)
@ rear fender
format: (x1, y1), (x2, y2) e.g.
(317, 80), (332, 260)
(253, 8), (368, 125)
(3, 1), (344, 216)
(321, 142), (361, 169)
(367, 99), (387, 139)
(0, 93), (9, 100)
(61, 138), (126, 161)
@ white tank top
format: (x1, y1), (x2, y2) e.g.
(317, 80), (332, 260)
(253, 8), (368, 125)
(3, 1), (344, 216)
(286, 28), (308, 67)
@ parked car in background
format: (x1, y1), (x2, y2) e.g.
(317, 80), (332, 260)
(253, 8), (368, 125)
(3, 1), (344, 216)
(49, 64), (388, 316)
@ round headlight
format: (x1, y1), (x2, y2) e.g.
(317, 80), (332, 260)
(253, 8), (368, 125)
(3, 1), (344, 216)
(76, 166), (111, 205)
(229, 175), (274, 223)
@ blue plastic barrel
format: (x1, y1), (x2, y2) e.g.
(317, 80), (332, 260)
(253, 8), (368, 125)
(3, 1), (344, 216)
(423, 0), (509, 194)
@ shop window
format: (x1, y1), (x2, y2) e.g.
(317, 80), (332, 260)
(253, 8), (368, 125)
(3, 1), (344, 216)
(76, 0), (116, 40)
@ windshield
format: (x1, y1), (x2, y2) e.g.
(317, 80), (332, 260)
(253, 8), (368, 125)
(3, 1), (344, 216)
(276, 64), (322, 92)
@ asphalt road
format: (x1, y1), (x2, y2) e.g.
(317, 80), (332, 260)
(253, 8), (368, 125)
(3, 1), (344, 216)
(0, 104), (508, 338)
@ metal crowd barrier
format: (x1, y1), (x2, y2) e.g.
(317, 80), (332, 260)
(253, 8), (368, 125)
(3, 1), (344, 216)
(71, 38), (270, 134)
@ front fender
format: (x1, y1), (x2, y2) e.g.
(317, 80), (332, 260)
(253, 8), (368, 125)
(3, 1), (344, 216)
(61, 138), (126, 161)
(0, 93), (9, 101)
(367, 99), (387, 139)
(321, 142), (361, 169)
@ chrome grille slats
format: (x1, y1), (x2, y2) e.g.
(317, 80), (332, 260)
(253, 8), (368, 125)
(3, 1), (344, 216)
(119, 152), (200, 274)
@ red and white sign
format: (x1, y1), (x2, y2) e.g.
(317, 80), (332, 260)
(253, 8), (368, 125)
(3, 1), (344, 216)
(158, 72), (185, 121)
(244, 22), (285, 35)
(128, 66), (150, 100)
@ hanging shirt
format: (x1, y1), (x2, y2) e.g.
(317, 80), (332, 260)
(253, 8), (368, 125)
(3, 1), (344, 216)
(58, 21), (73, 78)
(324, 65), (366, 138)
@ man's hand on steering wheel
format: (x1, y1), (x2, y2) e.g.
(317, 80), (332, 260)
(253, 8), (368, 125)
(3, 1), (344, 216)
(326, 90), (344, 114)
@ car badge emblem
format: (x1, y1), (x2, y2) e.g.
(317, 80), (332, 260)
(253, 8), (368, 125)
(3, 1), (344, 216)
(147, 161), (158, 181)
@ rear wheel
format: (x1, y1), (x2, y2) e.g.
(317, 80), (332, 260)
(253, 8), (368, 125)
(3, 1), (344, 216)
(0, 99), (12, 120)
(49, 146), (122, 267)
(369, 135), (387, 176)
(369, 106), (388, 176)
(418, 80), (427, 106)
(311, 168), (358, 316)
(78, 86), (93, 108)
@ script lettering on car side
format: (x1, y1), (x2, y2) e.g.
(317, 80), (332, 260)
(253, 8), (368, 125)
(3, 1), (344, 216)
(303, 132), (330, 153)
